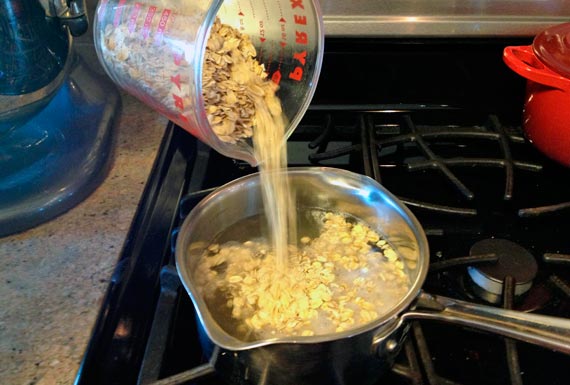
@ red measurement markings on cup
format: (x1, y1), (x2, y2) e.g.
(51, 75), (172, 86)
(171, 76), (187, 123)
(269, 15), (287, 85)
(271, 0), (308, 85)
(173, 51), (183, 66)
(271, 16), (287, 83)
(170, 46), (190, 126)
(141, 6), (157, 40)
(236, 0), (244, 16)
(113, 0), (127, 27)
(259, 20), (266, 43)
(154, 9), (171, 44)
(279, 17), (287, 47)
(258, 20), (266, 60)
(257, 9), (272, 61)
(127, 2), (142, 33)
(275, 0), (285, 19)
(289, 0), (307, 82)
(237, 0), (245, 31)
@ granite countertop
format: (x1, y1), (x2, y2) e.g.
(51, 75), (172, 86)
(0, 91), (168, 385)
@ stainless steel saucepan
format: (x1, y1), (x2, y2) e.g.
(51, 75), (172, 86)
(175, 167), (570, 385)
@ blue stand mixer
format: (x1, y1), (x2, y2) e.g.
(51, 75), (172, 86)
(0, 0), (121, 236)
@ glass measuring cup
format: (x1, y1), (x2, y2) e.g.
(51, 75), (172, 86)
(94, 0), (324, 165)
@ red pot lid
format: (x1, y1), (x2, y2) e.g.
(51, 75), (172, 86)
(533, 22), (570, 79)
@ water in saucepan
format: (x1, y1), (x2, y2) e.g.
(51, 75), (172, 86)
(194, 209), (411, 341)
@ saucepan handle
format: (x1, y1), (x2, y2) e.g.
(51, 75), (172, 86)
(402, 291), (570, 354)
(142, 346), (219, 385)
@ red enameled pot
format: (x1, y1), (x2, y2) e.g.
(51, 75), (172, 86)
(503, 23), (570, 166)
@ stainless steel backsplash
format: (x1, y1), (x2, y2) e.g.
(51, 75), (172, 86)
(321, 0), (570, 37)
(80, 0), (570, 39)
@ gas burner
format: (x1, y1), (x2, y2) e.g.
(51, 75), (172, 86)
(467, 238), (538, 304)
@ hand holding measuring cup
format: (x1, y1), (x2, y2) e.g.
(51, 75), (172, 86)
(94, 0), (324, 165)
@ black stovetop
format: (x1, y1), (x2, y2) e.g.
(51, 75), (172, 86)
(76, 39), (570, 385)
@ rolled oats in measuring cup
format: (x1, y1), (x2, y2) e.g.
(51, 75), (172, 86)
(94, 0), (324, 165)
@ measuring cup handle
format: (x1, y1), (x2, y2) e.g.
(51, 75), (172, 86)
(503, 45), (570, 90)
(402, 292), (570, 354)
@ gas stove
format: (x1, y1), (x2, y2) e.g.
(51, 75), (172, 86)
(76, 38), (570, 385)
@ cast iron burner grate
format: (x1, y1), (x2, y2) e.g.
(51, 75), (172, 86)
(134, 109), (570, 385)
(306, 108), (569, 217)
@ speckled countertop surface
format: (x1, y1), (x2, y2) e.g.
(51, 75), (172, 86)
(0, 85), (168, 384)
